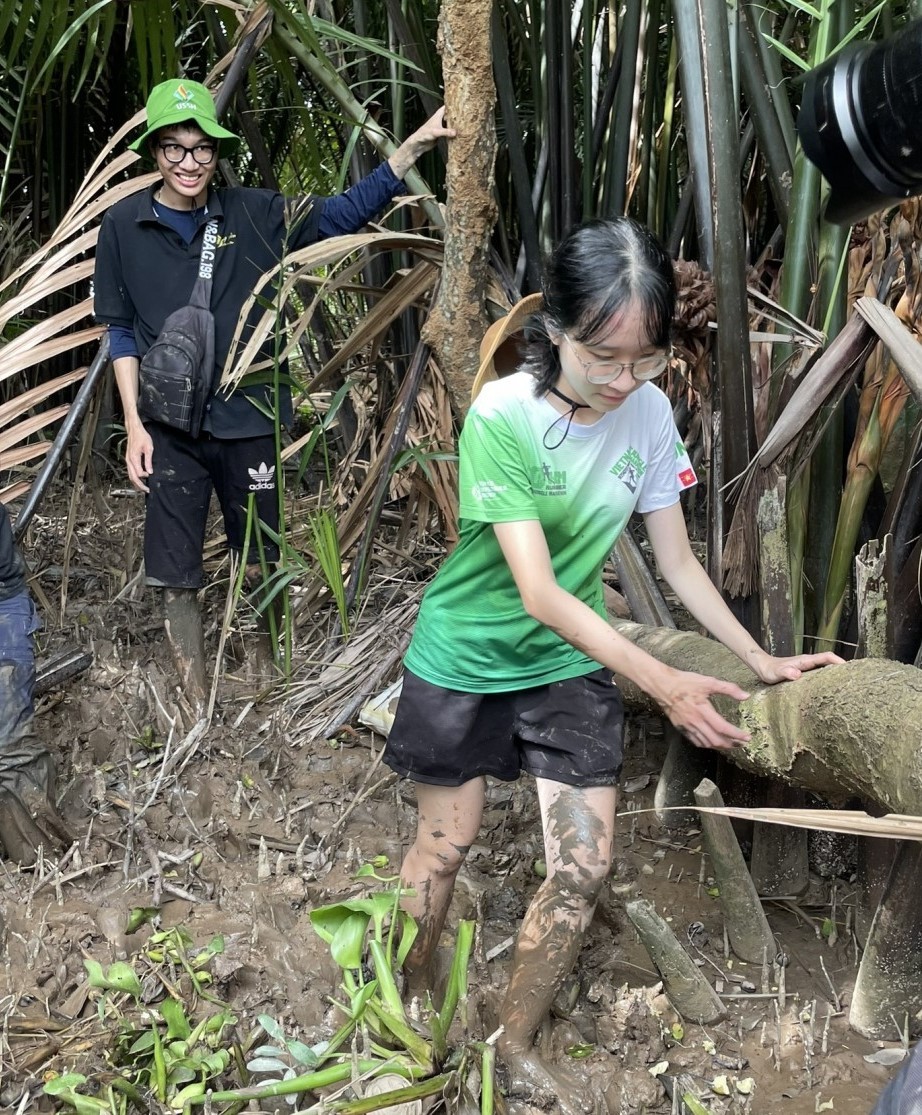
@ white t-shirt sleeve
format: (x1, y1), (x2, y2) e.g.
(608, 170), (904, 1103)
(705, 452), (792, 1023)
(635, 387), (698, 514)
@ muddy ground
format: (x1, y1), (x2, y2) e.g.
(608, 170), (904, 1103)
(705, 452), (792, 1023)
(0, 490), (907, 1115)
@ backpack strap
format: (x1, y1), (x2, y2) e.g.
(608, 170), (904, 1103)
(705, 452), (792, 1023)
(470, 292), (544, 404)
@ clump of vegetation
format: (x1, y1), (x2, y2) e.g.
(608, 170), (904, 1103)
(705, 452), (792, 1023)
(43, 877), (490, 1114)
(43, 928), (236, 1113)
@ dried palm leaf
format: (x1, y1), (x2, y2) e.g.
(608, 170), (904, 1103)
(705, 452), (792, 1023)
(219, 230), (443, 392)
(722, 311), (878, 597)
(310, 260), (438, 387)
(0, 405), (71, 454)
(694, 806), (922, 842)
(0, 311), (100, 383)
(0, 261), (95, 334)
(0, 482), (31, 505)
(0, 370), (87, 431)
(855, 297), (922, 405)
(0, 442), (52, 469)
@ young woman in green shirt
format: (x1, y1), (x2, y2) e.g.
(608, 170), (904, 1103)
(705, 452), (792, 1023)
(384, 217), (841, 1111)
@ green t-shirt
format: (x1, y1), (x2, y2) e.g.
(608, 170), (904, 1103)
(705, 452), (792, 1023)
(404, 372), (696, 692)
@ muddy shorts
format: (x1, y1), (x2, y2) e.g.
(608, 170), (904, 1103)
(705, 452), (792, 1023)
(383, 667), (625, 788)
(144, 422), (280, 588)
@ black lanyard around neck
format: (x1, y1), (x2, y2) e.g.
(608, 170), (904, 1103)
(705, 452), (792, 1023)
(543, 385), (591, 450)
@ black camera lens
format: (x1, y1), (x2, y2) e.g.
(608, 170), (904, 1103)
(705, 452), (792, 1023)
(797, 18), (922, 225)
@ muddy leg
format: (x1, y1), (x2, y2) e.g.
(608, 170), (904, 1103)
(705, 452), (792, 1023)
(498, 780), (616, 1115)
(399, 777), (485, 995)
(162, 588), (206, 708)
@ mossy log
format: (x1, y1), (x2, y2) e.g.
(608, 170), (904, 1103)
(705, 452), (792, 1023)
(611, 620), (922, 815)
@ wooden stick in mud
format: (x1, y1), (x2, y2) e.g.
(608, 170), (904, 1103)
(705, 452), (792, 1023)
(694, 778), (776, 965)
(653, 725), (715, 829)
(625, 898), (727, 1023)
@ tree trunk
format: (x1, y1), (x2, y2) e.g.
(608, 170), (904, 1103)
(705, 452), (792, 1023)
(422, 0), (496, 415)
(611, 620), (922, 814)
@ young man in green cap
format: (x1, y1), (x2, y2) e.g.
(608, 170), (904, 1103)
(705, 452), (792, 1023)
(94, 79), (454, 713)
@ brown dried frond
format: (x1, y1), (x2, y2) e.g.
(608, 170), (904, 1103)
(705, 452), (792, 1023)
(672, 258), (715, 400)
(673, 258), (716, 332)
(721, 462), (783, 599)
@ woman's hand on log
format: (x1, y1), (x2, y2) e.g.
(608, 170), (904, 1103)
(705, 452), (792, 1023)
(745, 649), (845, 685)
(656, 669), (752, 751)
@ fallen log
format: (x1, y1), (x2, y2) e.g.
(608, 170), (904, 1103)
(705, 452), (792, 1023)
(610, 620), (922, 816)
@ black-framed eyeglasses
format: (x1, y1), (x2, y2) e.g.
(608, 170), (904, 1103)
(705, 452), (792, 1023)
(157, 141), (217, 166)
(563, 334), (671, 383)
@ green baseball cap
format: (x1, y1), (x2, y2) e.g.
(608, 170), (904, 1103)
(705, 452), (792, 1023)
(129, 79), (240, 155)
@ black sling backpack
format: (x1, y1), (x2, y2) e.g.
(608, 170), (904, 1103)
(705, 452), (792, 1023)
(137, 218), (217, 437)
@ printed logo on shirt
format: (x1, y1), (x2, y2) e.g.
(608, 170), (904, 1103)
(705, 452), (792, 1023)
(199, 220), (218, 280)
(216, 232), (237, 248)
(471, 479), (508, 501)
(530, 464), (568, 496)
(609, 448), (646, 494)
(675, 440), (697, 488)
(248, 462), (276, 491)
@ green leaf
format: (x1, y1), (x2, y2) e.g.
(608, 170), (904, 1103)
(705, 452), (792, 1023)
(764, 34), (811, 72)
(783, 0), (823, 18)
(167, 1064), (197, 1085)
(330, 910), (369, 969)
(159, 998), (191, 1040)
(44, 1073), (88, 1095)
(204, 1009), (237, 1034)
(350, 979), (379, 1019)
(127, 1029), (157, 1056)
(310, 896), (386, 943)
(353, 863), (381, 879)
(681, 1093), (712, 1115)
(83, 958), (143, 998)
(30, 0), (113, 90)
(125, 906), (160, 934)
(170, 1081), (207, 1110)
(105, 962), (143, 998)
(258, 1014), (286, 1042)
(286, 1039), (320, 1068)
(565, 1043), (595, 1058)
(395, 913), (419, 969)
(200, 1049), (231, 1074)
(205, 934), (226, 956)
(82, 958), (106, 988)
(247, 1056), (291, 1073)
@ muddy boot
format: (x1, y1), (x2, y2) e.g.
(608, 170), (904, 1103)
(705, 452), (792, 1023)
(0, 762), (72, 866)
(0, 662), (71, 865)
(162, 588), (207, 714)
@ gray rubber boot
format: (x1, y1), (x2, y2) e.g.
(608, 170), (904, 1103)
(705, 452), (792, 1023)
(0, 661), (71, 865)
(162, 588), (207, 709)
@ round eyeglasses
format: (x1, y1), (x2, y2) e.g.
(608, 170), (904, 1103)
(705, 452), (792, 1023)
(157, 141), (218, 166)
(563, 334), (670, 383)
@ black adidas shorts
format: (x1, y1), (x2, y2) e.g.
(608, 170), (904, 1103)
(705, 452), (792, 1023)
(384, 667), (625, 788)
(144, 422), (280, 589)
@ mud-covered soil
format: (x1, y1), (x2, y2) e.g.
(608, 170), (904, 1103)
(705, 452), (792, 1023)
(0, 492), (905, 1115)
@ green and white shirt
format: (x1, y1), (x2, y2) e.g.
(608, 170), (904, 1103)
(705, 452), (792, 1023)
(404, 372), (697, 692)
